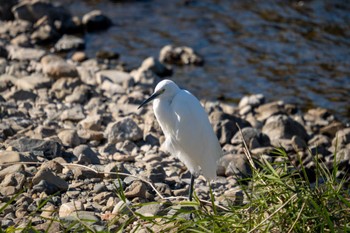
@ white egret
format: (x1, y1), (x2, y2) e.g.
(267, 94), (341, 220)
(138, 79), (222, 201)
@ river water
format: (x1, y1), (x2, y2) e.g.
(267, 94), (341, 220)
(64, 0), (350, 122)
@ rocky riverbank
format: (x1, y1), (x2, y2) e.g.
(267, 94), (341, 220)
(0, 0), (350, 231)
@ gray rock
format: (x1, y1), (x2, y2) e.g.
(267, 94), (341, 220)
(6, 45), (46, 61)
(31, 22), (60, 44)
(0, 0), (18, 20)
(0, 151), (37, 165)
(50, 77), (81, 100)
(41, 54), (78, 79)
(58, 129), (81, 147)
(231, 127), (270, 149)
(8, 137), (62, 159)
(10, 34), (31, 47)
(209, 111), (251, 144)
(77, 129), (104, 142)
(60, 105), (85, 121)
(72, 167), (103, 180)
(59, 201), (84, 218)
(39, 160), (64, 174)
(262, 114), (308, 145)
(144, 164), (166, 183)
(65, 84), (92, 104)
(34, 125), (57, 138)
(71, 51), (87, 62)
(32, 168), (68, 192)
(96, 50), (119, 60)
(0, 186), (17, 195)
(73, 145), (100, 165)
(14, 74), (52, 91)
(332, 128), (350, 149)
(159, 45), (204, 66)
(78, 114), (102, 131)
(106, 117), (143, 143)
(4, 89), (37, 102)
(217, 153), (251, 178)
(0, 172), (25, 190)
(136, 203), (165, 217)
(54, 34), (85, 52)
(12, 0), (73, 28)
(139, 57), (172, 77)
(96, 69), (131, 85)
(238, 94), (265, 109)
(124, 180), (153, 200)
(0, 164), (23, 181)
(320, 121), (344, 137)
(82, 10), (112, 32)
(255, 101), (284, 122)
(104, 162), (129, 179)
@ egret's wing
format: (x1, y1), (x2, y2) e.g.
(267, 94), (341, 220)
(170, 90), (222, 179)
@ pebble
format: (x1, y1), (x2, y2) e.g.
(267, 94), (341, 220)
(41, 54), (78, 79)
(73, 145), (100, 165)
(105, 117), (143, 143)
(82, 10), (112, 32)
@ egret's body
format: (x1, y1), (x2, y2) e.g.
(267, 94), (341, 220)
(138, 79), (222, 200)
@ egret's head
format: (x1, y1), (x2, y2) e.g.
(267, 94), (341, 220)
(138, 79), (180, 109)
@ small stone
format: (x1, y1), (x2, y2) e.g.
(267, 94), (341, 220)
(92, 192), (113, 203)
(0, 151), (37, 165)
(78, 114), (102, 130)
(54, 34), (85, 52)
(255, 101), (284, 122)
(77, 129), (104, 141)
(96, 50), (119, 60)
(14, 74), (52, 91)
(0, 186), (17, 195)
(41, 54), (78, 79)
(124, 181), (153, 200)
(8, 137), (62, 159)
(159, 45), (204, 66)
(139, 57), (172, 77)
(40, 160), (64, 174)
(60, 105), (85, 121)
(6, 45), (46, 61)
(72, 167), (102, 180)
(144, 164), (166, 183)
(40, 204), (56, 218)
(0, 164), (24, 180)
(73, 145), (100, 165)
(59, 201), (84, 218)
(65, 84), (92, 104)
(104, 162), (129, 179)
(238, 94), (265, 109)
(217, 153), (251, 178)
(82, 10), (112, 32)
(262, 114), (308, 143)
(136, 203), (165, 217)
(106, 117), (143, 143)
(58, 129), (81, 147)
(96, 69), (132, 85)
(71, 51), (87, 62)
(32, 168), (69, 192)
(332, 128), (350, 149)
(320, 122), (344, 137)
(4, 90), (37, 102)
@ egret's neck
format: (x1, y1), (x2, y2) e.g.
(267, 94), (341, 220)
(153, 98), (177, 136)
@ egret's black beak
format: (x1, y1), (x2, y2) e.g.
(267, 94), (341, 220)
(138, 91), (161, 109)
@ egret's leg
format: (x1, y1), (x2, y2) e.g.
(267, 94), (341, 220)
(188, 174), (195, 201)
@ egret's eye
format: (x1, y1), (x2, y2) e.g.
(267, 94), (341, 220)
(160, 89), (165, 94)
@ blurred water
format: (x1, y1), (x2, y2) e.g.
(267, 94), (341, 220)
(64, 0), (350, 121)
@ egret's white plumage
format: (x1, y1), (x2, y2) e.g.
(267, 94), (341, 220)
(139, 79), (222, 181)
